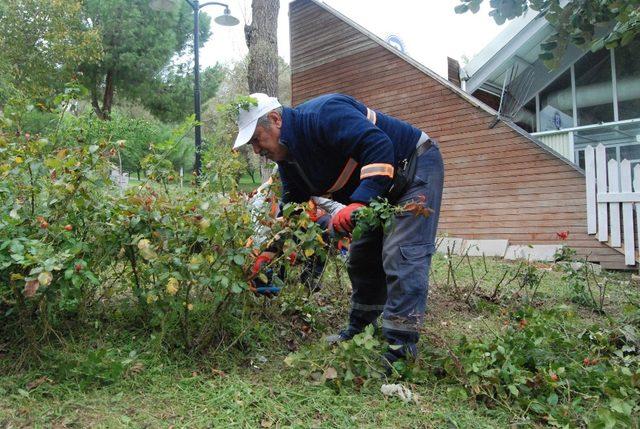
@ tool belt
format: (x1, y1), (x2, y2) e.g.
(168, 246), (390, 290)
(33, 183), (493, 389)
(386, 134), (434, 204)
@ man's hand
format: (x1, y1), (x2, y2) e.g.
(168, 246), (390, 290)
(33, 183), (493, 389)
(331, 202), (365, 233)
(250, 251), (276, 278)
(248, 251), (280, 297)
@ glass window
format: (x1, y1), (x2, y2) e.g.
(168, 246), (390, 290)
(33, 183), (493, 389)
(616, 39), (640, 121)
(620, 144), (640, 162)
(576, 145), (617, 170)
(577, 149), (585, 169)
(539, 69), (573, 131)
(575, 49), (614, 125)
(514, 97), (536, 133)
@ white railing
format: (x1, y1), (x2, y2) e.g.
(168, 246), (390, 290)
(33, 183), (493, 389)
(534, 130), (575, 162)
(585, 144), (640, 265)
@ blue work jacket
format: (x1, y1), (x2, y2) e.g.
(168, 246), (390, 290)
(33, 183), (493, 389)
(277, 94), (422, 205)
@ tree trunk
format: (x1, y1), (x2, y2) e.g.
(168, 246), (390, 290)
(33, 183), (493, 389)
(90, 86), (105, 120)
(245, 0), (280, 182)
(90, 69), (115, 120)
(101, 69), (115, 120)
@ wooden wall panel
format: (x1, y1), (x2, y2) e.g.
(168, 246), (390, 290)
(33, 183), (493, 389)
(289, 0), (628, 268)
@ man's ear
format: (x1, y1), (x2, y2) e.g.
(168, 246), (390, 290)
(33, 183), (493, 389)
(269, 111), (282, 129)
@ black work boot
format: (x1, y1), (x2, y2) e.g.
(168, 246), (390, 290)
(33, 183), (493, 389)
(325, 327), (361, 345)
(381, 343), (418, 376)
(325, 322), (379, 345)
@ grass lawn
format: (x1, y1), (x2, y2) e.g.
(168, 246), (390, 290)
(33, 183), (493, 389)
(1, 253), (639, 428)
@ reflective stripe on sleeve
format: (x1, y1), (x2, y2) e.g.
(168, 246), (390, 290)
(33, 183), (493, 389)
(326, 158), (359, 193)
(360, 163), (394, 179)
(366, 107), (377, 124)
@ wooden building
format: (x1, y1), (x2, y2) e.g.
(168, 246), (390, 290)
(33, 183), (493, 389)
(289, 0), (630, 269)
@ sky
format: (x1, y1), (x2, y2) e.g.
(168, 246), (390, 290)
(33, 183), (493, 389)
(199, 0), (506, 78)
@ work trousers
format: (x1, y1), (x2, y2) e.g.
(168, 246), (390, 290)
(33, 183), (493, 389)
(346, 142), (444, 349)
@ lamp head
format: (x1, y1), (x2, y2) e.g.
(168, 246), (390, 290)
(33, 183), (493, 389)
(215, 7), (240, 26)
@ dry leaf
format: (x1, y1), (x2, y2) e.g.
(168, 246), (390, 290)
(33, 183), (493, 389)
(260, 419), (273, 428)
(323, 366), (338, 380)
(128, 362), (145, 375)
(211, 368), (226, 378)
(310, 371), (323, 382)
(26, 376), (52, 390)
(23, 279), (40, 298)
(286, 339), (297, 352)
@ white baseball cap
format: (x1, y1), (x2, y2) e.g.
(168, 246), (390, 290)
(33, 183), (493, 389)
(233, 93), (282, 149)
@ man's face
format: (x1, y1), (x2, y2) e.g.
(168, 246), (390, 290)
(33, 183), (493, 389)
(249, 112), (288, 162)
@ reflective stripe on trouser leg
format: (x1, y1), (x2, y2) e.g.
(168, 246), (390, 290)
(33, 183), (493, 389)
(347, 226), (386, 331)
(381, 144), (444, 345)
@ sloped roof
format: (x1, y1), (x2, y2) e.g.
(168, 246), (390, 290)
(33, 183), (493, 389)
(307, 0), (498, 117)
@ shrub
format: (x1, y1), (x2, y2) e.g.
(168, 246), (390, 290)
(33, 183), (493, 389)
(433, 306), (640, 427)
(0, 87), (328, 358)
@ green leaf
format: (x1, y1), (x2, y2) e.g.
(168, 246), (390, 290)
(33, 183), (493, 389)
(609, 398), (633, 416)
(492, 13), (506, 25)
(84, 271), (99, 285)
(454, 4), (469, 14)
(540, 40), (558, 51)
(508, 384), (519, 396)
(539, 51), (555, 61)
(547, 393), (558, 406)
(233, 254), (245, 266)
(283, 354), (296, 367)
(529, 401), (546, 414)
(344, 369), (354, 382)
(620, 31), (636, 46)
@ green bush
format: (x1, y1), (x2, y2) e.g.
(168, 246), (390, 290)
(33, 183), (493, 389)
(61, 112), (180, 175)
(0, 87), (328, 357)
(432, 306), (640, 427)
(15, 109), (58, 136)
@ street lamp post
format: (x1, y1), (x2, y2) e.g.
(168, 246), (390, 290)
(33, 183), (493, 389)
(150, 0), (239, 178)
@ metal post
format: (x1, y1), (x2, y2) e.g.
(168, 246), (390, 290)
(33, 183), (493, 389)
(150, 0), (238, 179)
(193, 0), (202, 178)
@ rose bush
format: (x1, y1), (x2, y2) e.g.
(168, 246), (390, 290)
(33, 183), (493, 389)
(0, 88), (327, 356)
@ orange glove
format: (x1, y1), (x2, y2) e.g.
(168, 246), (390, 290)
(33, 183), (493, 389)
(250, 251), (275, 277)
(331, 203), (365, 233)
